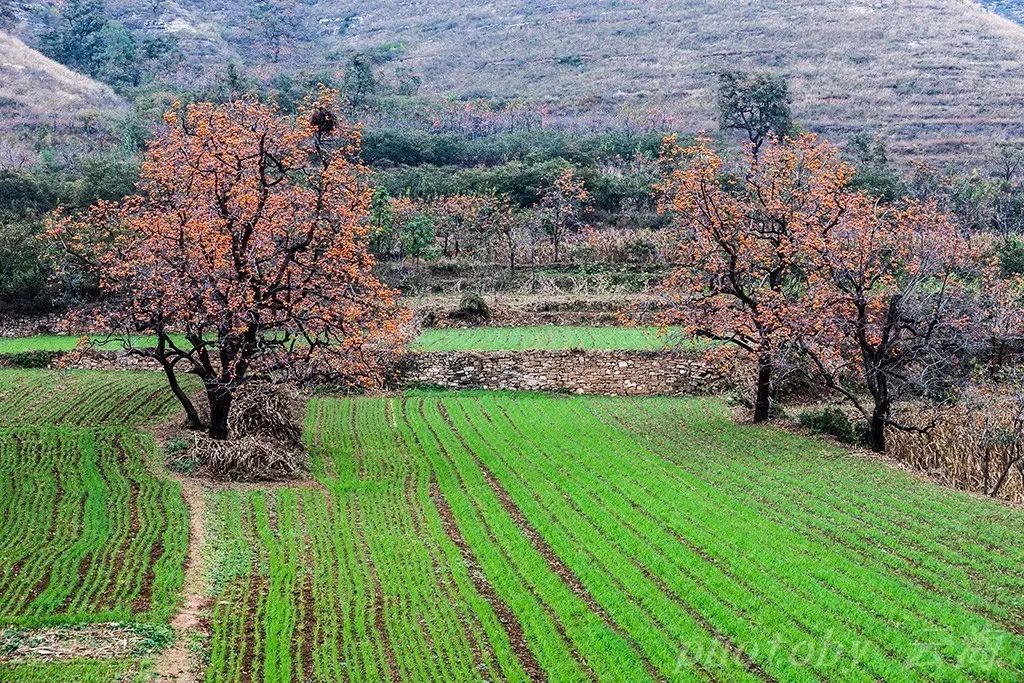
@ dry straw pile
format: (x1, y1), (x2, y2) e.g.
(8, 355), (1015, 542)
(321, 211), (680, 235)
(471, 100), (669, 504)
(190, 382), (306, 481)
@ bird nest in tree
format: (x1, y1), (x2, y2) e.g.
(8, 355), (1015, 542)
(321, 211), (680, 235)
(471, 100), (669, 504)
(187, 382), (307, 481)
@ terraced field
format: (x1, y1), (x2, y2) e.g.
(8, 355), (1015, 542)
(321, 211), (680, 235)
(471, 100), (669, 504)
(413, 326), (684, 352)
(204, 391), (1024, 682)
(0, 370), (196, 427)
(0, 371), (191, 630)
(3, 327), (681, 355)
(0, 335), (173, 355)
(0, 657), (145, 682)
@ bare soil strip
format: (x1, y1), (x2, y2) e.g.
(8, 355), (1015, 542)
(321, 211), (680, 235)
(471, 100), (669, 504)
(150, 476), (210, 682)
(429, 478), (546, 682)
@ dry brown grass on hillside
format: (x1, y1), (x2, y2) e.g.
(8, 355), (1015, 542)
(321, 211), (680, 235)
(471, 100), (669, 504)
(0, 31), (124, 122)
(9, 1), (1024, 164)
(327, 0), (1024, 162)
(0, 31), (125, 165)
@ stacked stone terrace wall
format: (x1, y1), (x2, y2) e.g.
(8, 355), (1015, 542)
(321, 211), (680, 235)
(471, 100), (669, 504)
(2, 347), (730, 397)
(399, 350), (729, 396)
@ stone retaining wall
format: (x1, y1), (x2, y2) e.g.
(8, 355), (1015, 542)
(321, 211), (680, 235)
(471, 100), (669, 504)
(3, 348), (729, 397)
(0, 314), (68, 338)
(399, 350), (729, 396)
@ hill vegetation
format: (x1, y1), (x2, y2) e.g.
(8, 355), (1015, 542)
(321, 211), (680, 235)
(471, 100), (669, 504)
(10, 0), (1024, 163)
(0, 31), (125, 167)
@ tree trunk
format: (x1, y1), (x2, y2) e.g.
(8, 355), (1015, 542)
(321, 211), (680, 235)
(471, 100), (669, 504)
(866, 373), (889, 453)
(207, 386), (233, 441)
(752, 357), (772, 423)
(867, 408), (887, 453)
(507, 234), (516, 276)
(160, 361), (203, 430)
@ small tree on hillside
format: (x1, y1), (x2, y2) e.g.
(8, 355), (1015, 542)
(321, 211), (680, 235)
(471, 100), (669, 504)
(49, 91), (409, 440)
(402, 212), (437, 264)
(368, 186), (398, 259)
(344, 53), (377, 108)
(248, 0), (300, 64)
(977, 254), (1024, 373)
(654, 133), (852, 422)
(491, 194), (524, 275)
(797, 197), (981, 452)
(717, 71), (793, 158)
(537, 167), (590, 263)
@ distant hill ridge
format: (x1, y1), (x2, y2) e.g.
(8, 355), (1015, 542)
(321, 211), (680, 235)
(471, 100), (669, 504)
(8, 0), (1024, 163)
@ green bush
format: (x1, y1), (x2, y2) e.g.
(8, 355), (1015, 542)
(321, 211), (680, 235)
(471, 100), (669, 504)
(998, 235), (1024, 276)
(798, 407), (863, 445)
(1, 350), (60, 369)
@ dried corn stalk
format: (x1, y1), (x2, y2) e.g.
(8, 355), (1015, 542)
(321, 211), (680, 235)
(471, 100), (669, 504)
(888, 384), (1024, 504)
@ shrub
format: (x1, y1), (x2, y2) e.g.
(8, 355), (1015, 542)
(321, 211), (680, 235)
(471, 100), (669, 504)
(998, 235), (1024, 276)
(799, 407), (862, 445)
(1, 350), (59, 368)
(451, 292), (490, 320)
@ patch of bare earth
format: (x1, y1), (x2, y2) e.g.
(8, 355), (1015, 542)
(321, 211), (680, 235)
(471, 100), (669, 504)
(0, 624), (148, 663)
(150, 476), (210, 682)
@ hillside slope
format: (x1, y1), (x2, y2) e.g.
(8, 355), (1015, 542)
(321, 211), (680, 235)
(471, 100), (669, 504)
(10, 0), (1024, 163)
(0, 31), (125, 165)
(979, 0), (1024, 24)
(328, 0), (1024, 161)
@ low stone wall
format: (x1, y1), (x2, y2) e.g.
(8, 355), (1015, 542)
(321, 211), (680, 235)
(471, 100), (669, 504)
(0, 314), (68, 338)
(399, 350), (729, 396)
(0, 349), (160, 371)
(5, 347), (729, 397)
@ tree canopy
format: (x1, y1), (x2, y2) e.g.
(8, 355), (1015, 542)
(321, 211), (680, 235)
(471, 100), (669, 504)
(49, 90), (410, 439)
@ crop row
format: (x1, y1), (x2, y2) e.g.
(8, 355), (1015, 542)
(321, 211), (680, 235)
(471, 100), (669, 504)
(0, 427), (187, 627)
(605, 399), (1024, 620)
(535, 394), (1024, 679)
(0, 370), (194, 428)
(396, 392), (1024, 680)
(0, 657), (141, 682)
(202, 398), (531, 683)
(201, 391), (1024, 681)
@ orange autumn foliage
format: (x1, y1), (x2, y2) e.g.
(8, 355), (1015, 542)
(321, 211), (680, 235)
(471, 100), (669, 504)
(655, 133), (996, 448)
(654, 133), (853, 422)
(48, 90), (410, 439)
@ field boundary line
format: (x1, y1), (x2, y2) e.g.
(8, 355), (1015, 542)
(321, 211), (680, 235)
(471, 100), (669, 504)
(151, 476), (210, 683)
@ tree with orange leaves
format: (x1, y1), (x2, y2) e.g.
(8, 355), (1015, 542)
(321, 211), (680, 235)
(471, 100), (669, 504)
(654, 133), (852, 422)
(796, 196), (982, 452)
(538, 167), (590, 263)
(49, 90), (410, 440)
